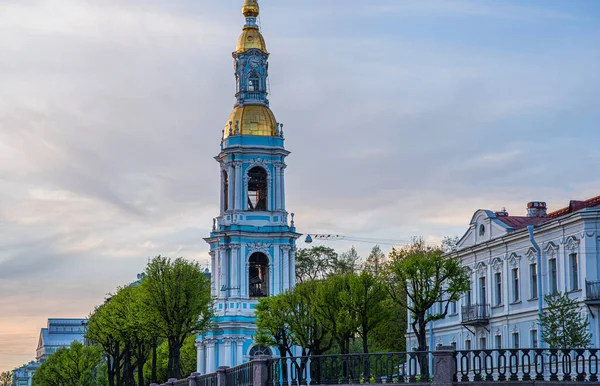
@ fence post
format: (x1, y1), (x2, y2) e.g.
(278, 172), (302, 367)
(189, 372), (200, 386)
(217, 366), (229, 386)
(432, 346), (455, 386)
(253, 355), (271, 386)
(167, 379), (177, 385)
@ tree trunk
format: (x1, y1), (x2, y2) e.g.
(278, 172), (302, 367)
(151, 341), (158, 383)
(168, 338), (183, 379)
(416, 314), (429, 379)
(107, 354), (115, 386)
(115, 342), (121, 386)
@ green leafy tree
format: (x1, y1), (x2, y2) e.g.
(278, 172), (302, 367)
(144, 335), (197, 383)
(345, 271), (390, 354)
(0, 371), (12, 386)
(32, 341), (106, 386)
(386, 238), (470, 373)
(370, 299), (406, 352)
(311, 274), (357, 354)
(539, 292), (591, 348)
(142, 256), (213, 379)
(86, 301), (124, 386)
(337, 246), (361, 275)
(295, 246), (339, 283)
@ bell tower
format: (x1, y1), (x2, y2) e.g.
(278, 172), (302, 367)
(196, 0), (299, 373)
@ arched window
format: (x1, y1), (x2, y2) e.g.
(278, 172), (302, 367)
(249, 345), (272, 360)
(249, 252), (269, 298)
(247, 167), (267, 211)
(248, 73), (260, 92)
(223, 170), (229, 211)
(479, 224), (485, 237)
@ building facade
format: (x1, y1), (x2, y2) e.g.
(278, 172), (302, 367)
(196, 0), (299, 374)
(36, 318), (87, 362)
(413, 196), (600, 351)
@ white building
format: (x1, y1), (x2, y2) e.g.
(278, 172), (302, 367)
(413, 196), (600, 351)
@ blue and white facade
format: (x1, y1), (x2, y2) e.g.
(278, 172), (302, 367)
(412, 197), (600, 351)
(196, 0), (299, 374)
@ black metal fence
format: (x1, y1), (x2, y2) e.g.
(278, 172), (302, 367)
(267, 352), (432, 385)
(196, 372), (218, 386)
(454, 348), (599, 382)
(226, 361), (254, 386)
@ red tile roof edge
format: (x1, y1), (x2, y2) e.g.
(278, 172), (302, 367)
(548, 195), (600, 219)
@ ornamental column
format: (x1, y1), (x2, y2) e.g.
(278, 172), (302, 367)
(227, 163), (234, 211)
(231, 246), (240, 298)
(205, 339), (217, 374)
(195, 341), (206, 374)
(281, 246), (290, 290)
(281, 164), (287, 210)
(223, 338), (233, 367)
(234, 161), (242, 210)
(274, 162), (282, 210)
(290, 246), (297, 287)
(235, 338), (245, 366)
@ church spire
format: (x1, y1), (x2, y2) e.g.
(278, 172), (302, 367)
(242, 0), (260, 18)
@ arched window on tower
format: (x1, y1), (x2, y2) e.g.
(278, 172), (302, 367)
(247, 166), (267, 211)
(222, 170), (229, 211)
(249, 252), (269, 298)
(248, 73), (260, 92)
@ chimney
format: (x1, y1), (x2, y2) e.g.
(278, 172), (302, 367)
(527, 201), (547, 217)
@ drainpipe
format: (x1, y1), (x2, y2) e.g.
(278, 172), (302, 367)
(528, 225), (543, 348)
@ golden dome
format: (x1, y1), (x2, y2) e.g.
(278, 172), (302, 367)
(236, 26), (267, 53)
(242, 0), (260, 17)
(224, 105), (277, 138)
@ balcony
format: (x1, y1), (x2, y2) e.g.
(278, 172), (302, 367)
(585, 280), (600, 305)
(461, 304), (490, 325)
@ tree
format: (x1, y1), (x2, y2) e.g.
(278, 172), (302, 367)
(336, 246), (361, 275)
(142, 256), (213, 379)
(144, 335), (197, 383)
(345, 271), (390, 354)
(538, 292), (591, 348)
(295, 246), (339, 283)
(0, 371), (12, 386)
(364, 245), (386, 276)
(386, 238), (470, 373)
(311, 274), (357, 354)
(32, 341), (106, 386)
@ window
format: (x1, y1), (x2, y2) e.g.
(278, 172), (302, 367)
(495, 335), (502, 349)
(249, 253), (269, 297)
(512, 268), (520, 302)
(249, 345), (272, 359)
(549, 258), (558, 294)
(247, 166), (268, 211)
(479, 277), (487, 305)
(530, 330), (538, 348)
(494, 272), (502, 306)
(465, 340), (471, 350)
(248, 74), (260, 92)
(451, 300), (457, 315)
(480, 337), (487, 350)
(530, 263), (538, 299)
(479, 224), (485, 237)
(222, 170), (229, 211)
(512, 332), (519, 349)
(465, 289), (472, 306)
(569, 253), (579, 291)
(451, 341), (457, 351)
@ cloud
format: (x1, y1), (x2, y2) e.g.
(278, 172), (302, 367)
(1, 0), (599, 372)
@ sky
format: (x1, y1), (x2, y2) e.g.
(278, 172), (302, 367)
(1, 0), (599, 372)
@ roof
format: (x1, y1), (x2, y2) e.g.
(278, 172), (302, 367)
(548, 195), (600, 219)
(496, 216), (549, 229)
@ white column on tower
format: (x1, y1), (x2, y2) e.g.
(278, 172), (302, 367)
(205, 339), (217, 374)
(272, 247), (280, 295)
(234, 161), (242, 210)
(227, 163), (234, 212)
(281, 164), (286, 210)
(217, 249), (224, 300)
(290, 247), (297, 287)
(274, 163), (282, 211)
(223, 338), (233, 367)
(235, 338), (245, 366)
(231, 246), (239, 298)
(210, 251), (216, 297)
(196, 340), (205, 374)
(282, 246), (290, 290)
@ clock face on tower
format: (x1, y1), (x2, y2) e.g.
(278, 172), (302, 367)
(248, 55), (261, 68)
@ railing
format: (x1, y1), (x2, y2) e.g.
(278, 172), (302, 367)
(226, 361), (254, 386)
(586, 280), (600, 301)
(454, 348), (599, 382)
(173, 380), (188, 386)
(196, 373), (218, 386)
(267, 352), (432, 385)
(461, 304), (490, 324)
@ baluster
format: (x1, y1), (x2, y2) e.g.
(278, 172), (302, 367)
(497, 349), (507, 381)
(521, 349), (531, 381)
(563, 349), (572, 381)
(549, 349), (559, 382)
(575, 349), (585, 382)
(589, 349), (598, 382)
(534, 349), (544, 381)
(483, 350), (494, 381)
(508, 349), (519, 381)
